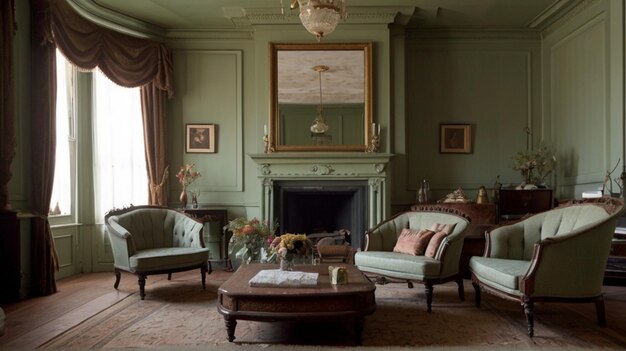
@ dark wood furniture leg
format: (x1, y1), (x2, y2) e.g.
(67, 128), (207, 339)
(138, 274), (147, 300)
(596, 297), (606, 327)
(354, 317), (364, 345)
(167, 273), (172, 280)
(425, 283), (433, 312)
(523, 298), (534, 337)
(201, 264), (207, 289)
(225, 317), (237, 342)
(472, 282), (481, 307)
(456, 277), (465, 301)
(114, 269), (121, 289)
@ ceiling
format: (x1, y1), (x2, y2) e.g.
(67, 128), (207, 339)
(88, 0), (576, 31)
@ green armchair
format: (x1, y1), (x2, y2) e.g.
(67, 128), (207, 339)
(105, 205), (211, 300)
(470, 197), (624, 337)
(354, 209), (470, 312)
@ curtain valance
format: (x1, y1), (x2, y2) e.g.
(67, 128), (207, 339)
(38, 0), (173, 97)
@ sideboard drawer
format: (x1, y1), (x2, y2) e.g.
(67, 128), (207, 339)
(499, 189), (553, 218)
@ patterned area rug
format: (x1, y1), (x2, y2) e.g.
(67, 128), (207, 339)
(40, 272), (626, 350)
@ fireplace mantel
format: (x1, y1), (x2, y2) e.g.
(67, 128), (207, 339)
(249, 153), (394, 229)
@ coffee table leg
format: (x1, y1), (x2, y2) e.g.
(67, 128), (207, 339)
(355, 317), (364, 345)
(224, 317), (237, 342)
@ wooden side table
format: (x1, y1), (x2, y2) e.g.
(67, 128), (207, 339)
(183, 208), (232, 271)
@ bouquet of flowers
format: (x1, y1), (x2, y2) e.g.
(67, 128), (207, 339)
(176, 164), (201, 187)
(227, 217), (277, 264)
(266, 233), (312, 268)
(512, 145), (556, 186)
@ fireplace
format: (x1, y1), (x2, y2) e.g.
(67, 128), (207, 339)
(274, 180), (368, 250)
(249, 152), (393, 251)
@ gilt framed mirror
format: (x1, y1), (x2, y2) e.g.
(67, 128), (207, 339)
(269, 42), (373, 152)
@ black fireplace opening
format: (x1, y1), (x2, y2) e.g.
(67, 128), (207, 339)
(274, 180), (368, 250)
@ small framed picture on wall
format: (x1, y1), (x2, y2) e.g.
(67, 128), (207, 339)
(186, 124), (216, 153)
(440, 124), (471, 153)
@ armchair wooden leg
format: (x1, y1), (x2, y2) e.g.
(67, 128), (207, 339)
(472, 282), (481, 308)
(407, 281), (414, 289)
(595, 297), (606, 327)
(201, 264), (207, 290)
(113, 269), (121, 289)
(456, 277), (465, 301)
(138, 274), (147, 300)
(167, 273), (172, 280)
(425, 283), (434, 313)
(523, 299), (534, 337)
(207, 260), (213, 275)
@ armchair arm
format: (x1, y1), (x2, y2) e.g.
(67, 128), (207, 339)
(520, 219), (617, 298)
(437, 231), (465, 277)
(484, 221), (525, 259)
(173, 215), (205, 248)
(105, 218), (133, 270)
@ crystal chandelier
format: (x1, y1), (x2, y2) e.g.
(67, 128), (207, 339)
(310, 65), (330, 134)
(290, 0), (347, 41)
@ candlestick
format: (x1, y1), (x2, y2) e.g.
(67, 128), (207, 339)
(371, 123), (376, 135)
(264, 124), (267, 135)
(377, 123), (381, 135)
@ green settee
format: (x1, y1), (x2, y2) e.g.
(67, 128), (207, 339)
(355, 209), (470, 312)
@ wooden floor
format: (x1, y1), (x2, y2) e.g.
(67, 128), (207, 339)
(1, 270), (626, 349)
(0, 270), (230, 349)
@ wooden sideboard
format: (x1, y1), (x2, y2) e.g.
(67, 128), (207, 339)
(411, 202), (497, 278)
(498, 188), (553, 220)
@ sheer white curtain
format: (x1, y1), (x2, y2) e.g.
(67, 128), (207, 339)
(93, 70), (148, 223)
(49, 50), (74, 216)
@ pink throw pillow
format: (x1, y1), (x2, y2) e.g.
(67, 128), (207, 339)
(393, 228), (435, 256)
(425, 223), (458, 258)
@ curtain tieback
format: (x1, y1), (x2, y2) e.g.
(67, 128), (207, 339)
(31, 210), (60, 272)
(150, 166), (169, 199)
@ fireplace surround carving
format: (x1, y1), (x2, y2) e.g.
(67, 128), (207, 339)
(249, 153), (393, 249)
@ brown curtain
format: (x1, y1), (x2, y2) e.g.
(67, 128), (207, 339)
(46, 0), (174, 206)
(30, 0), (58, 296)
(0, 0), (17, 210)
(141, 83), (169, 206)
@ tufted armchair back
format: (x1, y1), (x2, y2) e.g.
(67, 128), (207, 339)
(487, 204), (617, 261)
(107, 207), (204, 256)
(366, 211), (469, 256)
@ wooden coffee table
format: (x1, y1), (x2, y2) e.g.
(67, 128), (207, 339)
(217, 263), (376, 344)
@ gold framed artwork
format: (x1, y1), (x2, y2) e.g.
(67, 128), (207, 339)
(440, 124), (471, 153)
(186, 124), (216, 153)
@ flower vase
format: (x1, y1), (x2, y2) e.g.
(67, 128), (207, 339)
(280, 255), (294, 271)
(180, 186), (188, 209)
(191, 192), (198, 208)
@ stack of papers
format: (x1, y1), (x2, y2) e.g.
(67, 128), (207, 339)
(248, 269), (319, 288)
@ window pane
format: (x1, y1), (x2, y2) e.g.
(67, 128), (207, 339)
(93, 70), (148, 223)
(49, 50), (73, 216)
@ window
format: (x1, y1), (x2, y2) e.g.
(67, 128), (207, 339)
(92, 70), (148, 223)
(49, 49), (148, 223)
(49, 50), (75, 217)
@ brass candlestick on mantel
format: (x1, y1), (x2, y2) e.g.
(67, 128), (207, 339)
(366, 122), (380, 153)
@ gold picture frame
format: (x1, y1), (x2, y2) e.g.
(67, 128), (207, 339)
(186, 124), (216, 153)
(440, 124), (471, 153)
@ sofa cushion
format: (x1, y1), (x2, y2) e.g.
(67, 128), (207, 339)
(355, 251), (442, 279)
(393, 228), (435, 255)
(424, 223), (457, 258)
(469, 256), (531, 291)
(130, 247), (209, 273)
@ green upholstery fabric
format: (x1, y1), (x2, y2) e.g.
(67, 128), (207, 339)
(469, 257), (530, 291)
(469, 199), (624, 337)
(106, 206), (209, 273)
(130, 247), (209, 272)
(354, 251), (441, 280)
(356, 211), (469, 280)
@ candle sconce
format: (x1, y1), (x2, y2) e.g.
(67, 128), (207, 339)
(366, 122), (380, 153)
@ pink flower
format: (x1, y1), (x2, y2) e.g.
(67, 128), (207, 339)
(242, 225), (255, 235)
